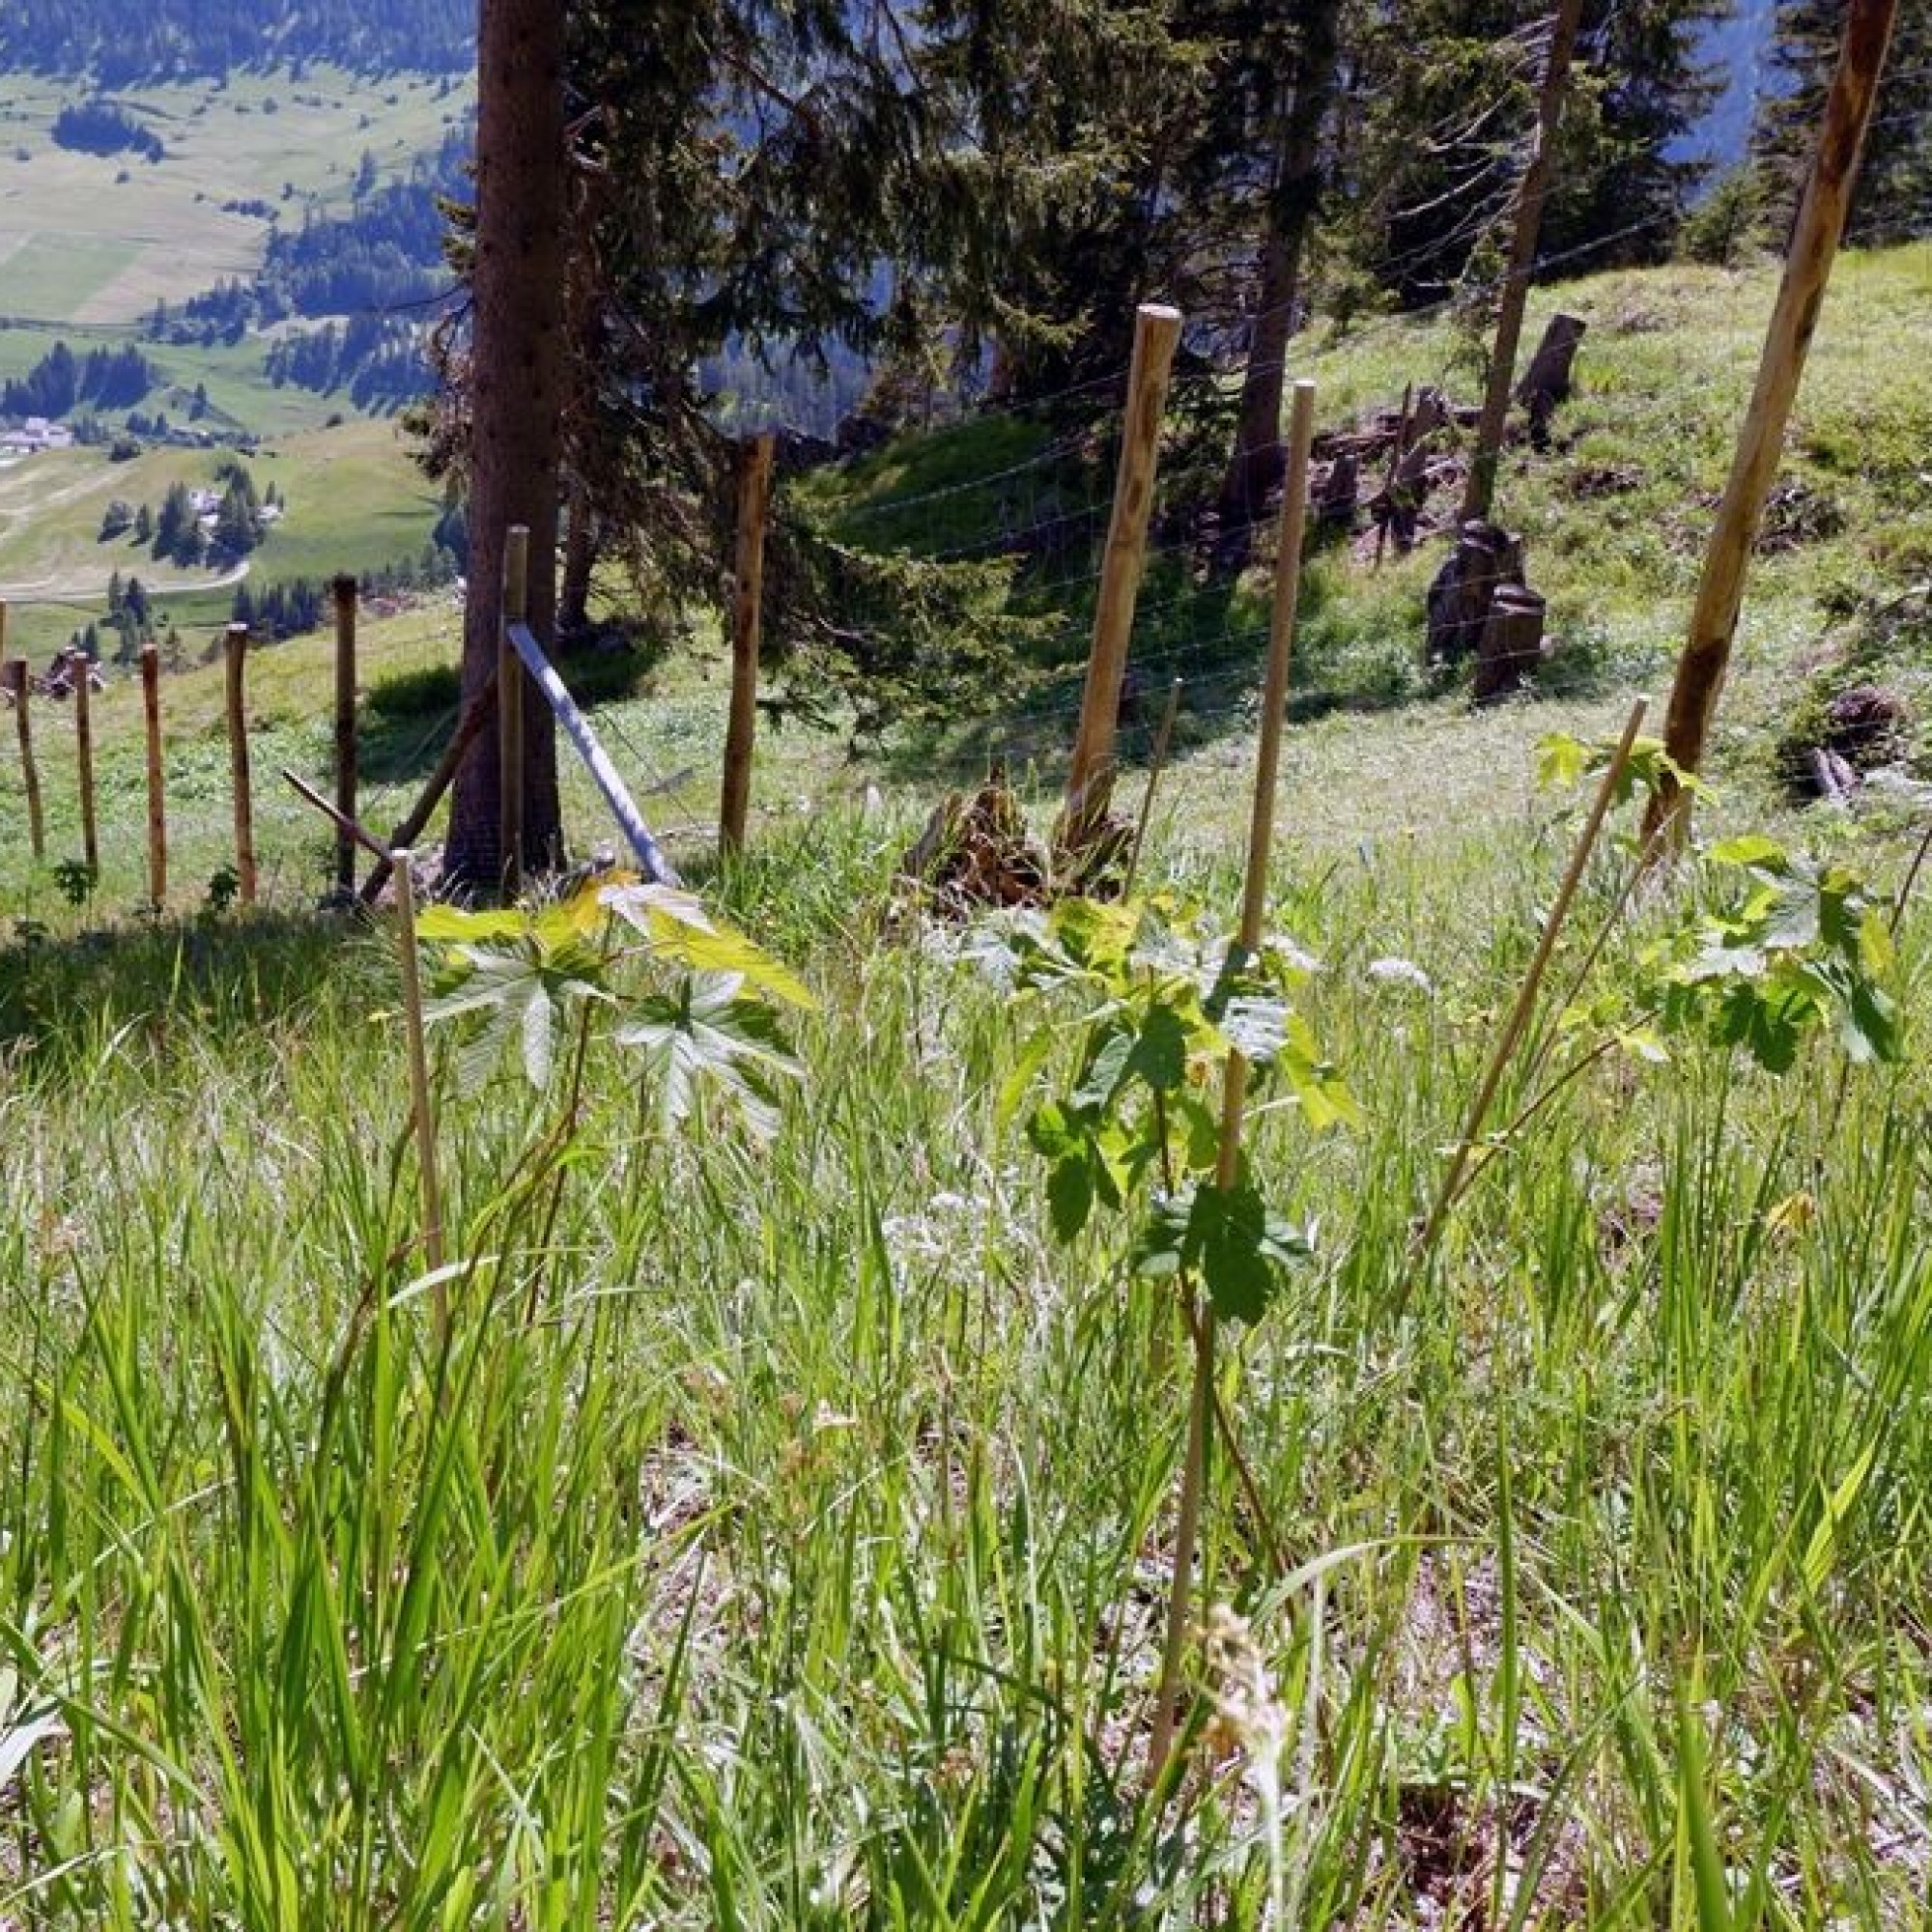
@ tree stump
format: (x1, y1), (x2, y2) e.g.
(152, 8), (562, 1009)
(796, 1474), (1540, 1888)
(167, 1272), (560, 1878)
(1473, 584), (1548, 703)
(1426, 520), (1524, 668)
(1316, 450), (1359, 531)
(1517, 313), (1586, 449)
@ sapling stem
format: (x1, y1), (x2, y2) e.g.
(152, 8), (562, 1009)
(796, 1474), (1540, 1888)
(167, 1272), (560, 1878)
(1123, 678), (1183, 895)
(1409, 696), (1648, 1271)
(1148, 380), (1316, 1788)
(392, 849), (448, 1338)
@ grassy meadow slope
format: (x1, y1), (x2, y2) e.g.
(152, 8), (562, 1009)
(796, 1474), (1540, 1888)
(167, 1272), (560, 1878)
(0, 68), (469, 323)
(0, 247), (1929, 1924)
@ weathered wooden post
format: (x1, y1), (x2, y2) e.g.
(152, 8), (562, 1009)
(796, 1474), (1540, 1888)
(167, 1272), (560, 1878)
(1649, 0), (1899, 849)
(499, 525), (530, 898)
(1, 603), (43, 863)
(1517, 312), (1587, 447)
(67, 649), (99, 877)
(1461, 0), (1587, 525)
(141, 643), (166, 904)
(333, 573), (358, 895)
(224, 622), (257, 906)
(720, 432), (777, 859)
(1058, 301), (1183, 859)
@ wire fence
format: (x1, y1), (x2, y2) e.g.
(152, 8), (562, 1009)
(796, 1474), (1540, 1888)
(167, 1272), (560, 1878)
(4, 187), (1931, 920)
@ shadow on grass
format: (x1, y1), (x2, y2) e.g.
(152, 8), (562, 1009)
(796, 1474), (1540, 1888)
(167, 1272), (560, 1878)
(0, 910), (382, 1069)
(356, 639), (668, 789)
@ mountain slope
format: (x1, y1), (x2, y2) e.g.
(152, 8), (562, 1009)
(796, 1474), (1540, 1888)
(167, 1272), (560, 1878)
(0, 0), (471, 80)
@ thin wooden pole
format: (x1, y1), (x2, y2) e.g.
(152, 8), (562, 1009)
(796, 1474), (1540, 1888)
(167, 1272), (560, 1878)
(1149, 380), (1318, 1787)
(224, 622), (257, 906)
(1461, 0), (1586, 526)
(357, 672), (498, 909)
(3, 606), (44, 863)
(1413, 696), (1648, 1264)
(1123, 676), (1184, 895)
(391, 848), (448, 1333)
(1374, 381), (1415, 571)
(333, 573), (358, 895)
(720, 432), (778, 858)
(1648, 0), (1898, 849)
(66, 649), (99, 877)
(141, 643), (166, 905)
(1059, 302), (1184, 856)
(499, 525), (529, 897)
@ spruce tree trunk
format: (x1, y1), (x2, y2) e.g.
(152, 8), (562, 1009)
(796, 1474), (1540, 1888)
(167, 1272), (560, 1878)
(1216, 0), (1345, 543)
(558, 480), (596, 639)
(444, 0), (568, 891)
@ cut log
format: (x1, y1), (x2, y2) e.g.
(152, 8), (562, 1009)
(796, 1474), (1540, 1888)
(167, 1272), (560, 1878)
(1426, 520), (1525, 668)
(1473, 584), (1549, 703)
(1316, 450), (1359, 530)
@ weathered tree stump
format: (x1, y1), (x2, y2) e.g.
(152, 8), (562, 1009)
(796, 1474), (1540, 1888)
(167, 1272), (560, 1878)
(1316, 450), (1359, 530)
(1426, 520), (1524, 668)
(1407, 384), (1450, 442)
(1473, 583), (1548, 703)
(1517, 313), (1586, 449)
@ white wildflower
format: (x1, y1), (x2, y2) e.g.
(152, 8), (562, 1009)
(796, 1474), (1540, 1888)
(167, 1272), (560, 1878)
(1365, 955), (1435, 997)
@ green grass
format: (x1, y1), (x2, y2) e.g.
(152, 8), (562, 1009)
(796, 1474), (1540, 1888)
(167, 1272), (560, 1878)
(0, 418), (446, 662)
(2, 246), (1932, 1924)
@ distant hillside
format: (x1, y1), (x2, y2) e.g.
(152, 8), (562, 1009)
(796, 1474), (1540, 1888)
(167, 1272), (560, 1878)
(0, 0), (470, 81)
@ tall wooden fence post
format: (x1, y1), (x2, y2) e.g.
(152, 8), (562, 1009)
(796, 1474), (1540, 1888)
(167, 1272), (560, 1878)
(1648, 0), (1899, 849)
(225, 622), (257, 906)
(4, 649), (44, 864)
(720, 432), (778, 858)
(1461, 0), (1586, 526)
(499, 525), (530, 898)
(141, 643), (167, 905)
(333, 573), (358, 895)
(1059, 302), (1184, 858)
(68, 649), (99, 877)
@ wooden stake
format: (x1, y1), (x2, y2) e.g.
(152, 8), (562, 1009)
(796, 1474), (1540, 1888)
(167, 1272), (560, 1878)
(333, 574), (358, 895)
(5, 648), (44, 864)
(1124, 677), (1184, 895)
(1649, 0), (1899, 848)
(141, 644), (166, 905)
(1059, 303), (1184, 855)
(720, 432), (777, 858)
(499, 525), (529, 898)
(224, 622), (257, 906)
(1461, 0), (1587, 526)
(1413, 696), (1648, 1264)
(65, 649), (99, 877)
(1149, 380), (1318, 1786)
(357, 672), (498, 909)
(391, 848), (448, 1331)
(1374, 381), (1414, 571)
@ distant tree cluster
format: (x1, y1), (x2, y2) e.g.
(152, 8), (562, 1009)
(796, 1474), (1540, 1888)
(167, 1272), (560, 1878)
(1, 341), (156, 418)
(0, 0), (469, 81)
(51, 99), (164, 159)
(229, 552), (451, 645)
(107, 466), (284, 568)
(265, 316), (433, 410)
(147, 127), (465, 368)
(1751, 1), (1930, 245)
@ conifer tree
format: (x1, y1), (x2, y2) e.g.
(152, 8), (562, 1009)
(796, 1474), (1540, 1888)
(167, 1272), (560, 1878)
(1754, 0), (1929, 241)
